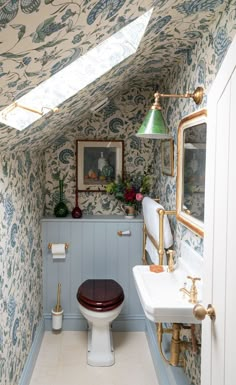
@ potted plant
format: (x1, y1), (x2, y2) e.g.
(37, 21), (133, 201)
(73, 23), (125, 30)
(106, 172), (151, 217)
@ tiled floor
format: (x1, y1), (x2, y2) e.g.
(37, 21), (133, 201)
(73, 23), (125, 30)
(30, 331), (159, 385)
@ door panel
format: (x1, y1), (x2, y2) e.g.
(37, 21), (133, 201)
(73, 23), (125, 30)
(203, 34), (236, 385)
(225, 69), (236, 385)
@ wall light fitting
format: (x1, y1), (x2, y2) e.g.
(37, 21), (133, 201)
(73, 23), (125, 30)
(136, 86), (204, 139)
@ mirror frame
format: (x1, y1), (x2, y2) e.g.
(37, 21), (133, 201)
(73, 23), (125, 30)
(176, 109), (207, 237)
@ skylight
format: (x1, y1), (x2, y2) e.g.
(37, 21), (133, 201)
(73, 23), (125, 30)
(0, 8), (153, 131)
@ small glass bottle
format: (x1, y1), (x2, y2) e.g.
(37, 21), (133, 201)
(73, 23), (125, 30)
(54, 179), (68, 217)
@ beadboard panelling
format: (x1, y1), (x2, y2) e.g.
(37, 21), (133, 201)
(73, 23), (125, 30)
(42, 216), (145, 331)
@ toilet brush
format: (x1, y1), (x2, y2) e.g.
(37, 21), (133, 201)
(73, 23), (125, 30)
(51, 283), (63, 331)
(54, 283), (62, 313)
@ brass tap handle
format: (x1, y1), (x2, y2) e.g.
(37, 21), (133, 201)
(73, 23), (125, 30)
(187, 276), (201, 283)
(167, 249), (175, 272)
(187, 275), (201, 282)
(187, 276), (201, 304)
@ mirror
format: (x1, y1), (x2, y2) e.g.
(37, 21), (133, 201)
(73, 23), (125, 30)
(176, 109), (207, 237)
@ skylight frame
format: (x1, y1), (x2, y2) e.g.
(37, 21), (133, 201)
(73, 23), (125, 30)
(0, 8), (153, 131)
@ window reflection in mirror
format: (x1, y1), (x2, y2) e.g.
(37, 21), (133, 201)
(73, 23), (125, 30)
(177, 109), (207, 237)
(183, 123), (206, 221)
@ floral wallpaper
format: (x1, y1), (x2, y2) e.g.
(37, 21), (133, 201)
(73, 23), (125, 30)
(0, 151), (45, 384)
(0, 0), (228, 153)
(44, 87), (156, 216)
(0, 1), (236, 385)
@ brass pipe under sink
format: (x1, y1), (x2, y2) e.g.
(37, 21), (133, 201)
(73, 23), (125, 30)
(156, 322), (199, 367)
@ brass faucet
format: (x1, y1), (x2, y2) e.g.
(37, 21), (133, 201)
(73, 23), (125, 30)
(167, 249), (175, 272)
(180, 276), (201, 304)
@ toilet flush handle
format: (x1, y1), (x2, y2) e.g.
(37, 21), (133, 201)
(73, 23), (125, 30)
(117, 230), (131, 236)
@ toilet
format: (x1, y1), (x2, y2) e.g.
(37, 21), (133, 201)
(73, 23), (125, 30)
(77, 279), (124, 366)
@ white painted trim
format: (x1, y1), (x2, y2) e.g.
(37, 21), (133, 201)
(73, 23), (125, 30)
(18, 318), (44, 385)
(203, 32), (236, 385)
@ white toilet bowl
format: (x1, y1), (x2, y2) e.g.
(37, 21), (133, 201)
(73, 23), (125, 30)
(78, 302), (123, 366)
(77, 279), (124, 367)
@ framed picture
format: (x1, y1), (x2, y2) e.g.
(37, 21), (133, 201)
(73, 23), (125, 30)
(161, 138), (174, 176)
(76, 140), (124, 192)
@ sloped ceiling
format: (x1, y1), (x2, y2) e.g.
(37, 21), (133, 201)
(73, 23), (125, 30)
(0, 0), (226, 151)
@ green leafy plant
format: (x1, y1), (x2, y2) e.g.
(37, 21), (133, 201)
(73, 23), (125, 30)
(106, 173), (151, 209)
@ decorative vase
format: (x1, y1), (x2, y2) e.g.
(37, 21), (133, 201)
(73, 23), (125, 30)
(124, 205), (135, 219)
(72, 190), (82, 218)
(54, 179), (68, 218)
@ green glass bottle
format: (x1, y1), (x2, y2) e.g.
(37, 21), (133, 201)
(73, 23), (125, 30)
(54, 179), (68, 217)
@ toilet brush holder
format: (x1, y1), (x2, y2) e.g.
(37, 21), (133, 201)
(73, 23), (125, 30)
(51, 308), (64, 331)
(52, 282), (63, 331)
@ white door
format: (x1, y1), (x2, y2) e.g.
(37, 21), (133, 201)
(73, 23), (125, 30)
(201, 34), (236, 384)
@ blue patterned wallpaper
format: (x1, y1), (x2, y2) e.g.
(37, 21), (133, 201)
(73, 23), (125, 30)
(45, 4), (236, 385)
(0, 151), (45, 384)
(0, 1), (236, 385)
(44, 87), (157, 216)
(0, 0), (228, 152)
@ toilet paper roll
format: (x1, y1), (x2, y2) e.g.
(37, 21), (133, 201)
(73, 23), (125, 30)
(51, 243), (66, 259)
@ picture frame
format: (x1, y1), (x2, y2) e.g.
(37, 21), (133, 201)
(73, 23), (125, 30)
(161, 138), (174, 176)
(76, 140), (124, 192)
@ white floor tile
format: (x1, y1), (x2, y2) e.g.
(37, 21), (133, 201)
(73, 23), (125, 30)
(29, 331), (159, 385)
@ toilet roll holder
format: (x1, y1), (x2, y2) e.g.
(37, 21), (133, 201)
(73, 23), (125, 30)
(48, 243), (69, 250)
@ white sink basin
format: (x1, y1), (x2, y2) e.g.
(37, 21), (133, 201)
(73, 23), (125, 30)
(133, 242), (203, 324)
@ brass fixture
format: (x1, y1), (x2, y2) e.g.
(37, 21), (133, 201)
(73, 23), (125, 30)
(142, 224), (148, 265)
(137, 87), (204, 139)
(142, 198), (161, 264)
(193, 303), (216, 321)
(167, 249), (175, 272)
(156, 322), (199, 367)
(156, 87), (204, 105)
(117, 230), (131, 236)
(176, 109), (207, 238)
(169, 323), (183, 366)
(3, 102), (59, 117)
(142, 205), (176, 266)
(180, 276), (201, 304)
(48, 243), (69, 250)
(141, 201), (199, 367)
(158, 209), (176, 265)
(157, 323), (173, 365)
(184, 208), (191, 215)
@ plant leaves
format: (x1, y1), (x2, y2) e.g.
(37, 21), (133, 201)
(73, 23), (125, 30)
(35, 38), (67, 51)
(0, 52), (26, 58)
(11, 24), (26, 41)
(25, 70), (41, 77)
(32, 16), (56, 43)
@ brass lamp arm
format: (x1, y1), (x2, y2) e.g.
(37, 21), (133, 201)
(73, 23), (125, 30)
(154, 86), (204, 106)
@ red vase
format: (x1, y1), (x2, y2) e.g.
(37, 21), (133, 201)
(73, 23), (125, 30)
(72, 191), (82, 218)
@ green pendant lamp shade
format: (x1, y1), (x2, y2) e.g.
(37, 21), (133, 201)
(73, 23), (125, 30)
(136, 108), (171, 139)
(136, 87), (204, 139)
(136, 92), (171, 139)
